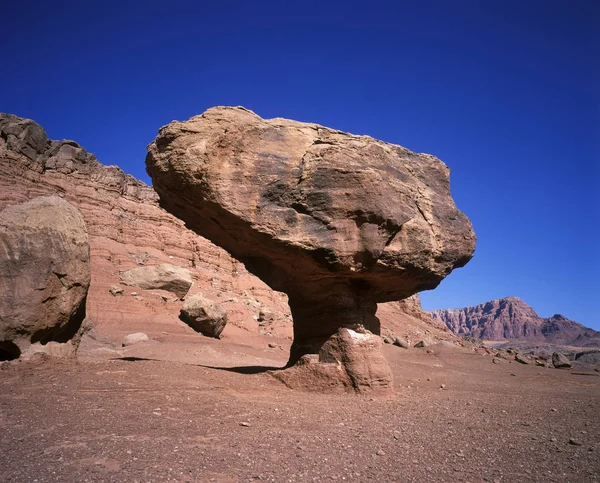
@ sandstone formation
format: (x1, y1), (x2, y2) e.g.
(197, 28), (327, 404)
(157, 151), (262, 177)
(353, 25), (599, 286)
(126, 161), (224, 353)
(0, 111), (464, 371)
(146, 106), (476, 366)
(274, 327), (393, 394)
(180, 293), (228, 338)
(430, 297), (600, 347)
(120, 263), (193, 299)
(0, 196), (90, 359)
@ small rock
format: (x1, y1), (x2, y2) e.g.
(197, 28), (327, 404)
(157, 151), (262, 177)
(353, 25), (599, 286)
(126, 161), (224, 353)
(268, 343), (277, 348)
(492, 358), (501, 364)
(552, 352), (571, 369)
(130, 292), (138, 296)
(440, 384), (446, 389)
(568, 438), (582, 446)
(240, 422), (251, 427)
(109, 285), (124, 296)
(510, 373), (516, 376)
(376, 449), (385, 456)
(515, 354), (530, 365)
(393, 338), (409, 349)
(393, 431), (401, 440)
(122, 333), (149, 347)
(414, 340), (429, 348)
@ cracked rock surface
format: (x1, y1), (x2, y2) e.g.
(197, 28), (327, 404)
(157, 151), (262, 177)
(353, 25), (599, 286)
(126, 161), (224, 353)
(147, 106), (476, 367)
(0, 196), (91, 358)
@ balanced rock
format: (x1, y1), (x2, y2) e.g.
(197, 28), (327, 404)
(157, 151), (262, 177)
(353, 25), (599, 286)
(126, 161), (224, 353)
(0, 196), (90, 359)
(120, 263), (192, 299)
(147, 106), (476, 369)
(180, 293), (227, 338)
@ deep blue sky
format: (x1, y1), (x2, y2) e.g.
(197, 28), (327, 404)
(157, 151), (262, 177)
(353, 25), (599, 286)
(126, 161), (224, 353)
(2, 1), (598, 329)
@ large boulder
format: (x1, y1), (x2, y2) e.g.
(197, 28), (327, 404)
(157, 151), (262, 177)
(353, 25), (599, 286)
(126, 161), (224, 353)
(120, 263), (193, 299)
(146, 106), (476, 371)
(0, 196), (91, 359)
(180, 293), (228, 338)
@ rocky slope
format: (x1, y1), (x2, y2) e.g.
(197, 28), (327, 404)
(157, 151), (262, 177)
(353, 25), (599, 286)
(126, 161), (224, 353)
(0, 112), (456, 357)
(430, 296), (600, 347)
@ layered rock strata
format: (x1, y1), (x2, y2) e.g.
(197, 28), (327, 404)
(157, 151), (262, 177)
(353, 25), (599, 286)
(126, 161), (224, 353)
(431, 297), (600, 347)
(146, 106), (476, 365)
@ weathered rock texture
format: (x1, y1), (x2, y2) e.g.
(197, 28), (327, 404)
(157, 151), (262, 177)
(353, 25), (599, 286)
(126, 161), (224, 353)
(0, 111), (463, 369)
(120, 263), (193, 299)
(274, 327), (393, 394)
(0, 196), (90, 359)
(430, 297), (600, 347)
(180, 293), (228, 338)
(147, 106), (476, 364)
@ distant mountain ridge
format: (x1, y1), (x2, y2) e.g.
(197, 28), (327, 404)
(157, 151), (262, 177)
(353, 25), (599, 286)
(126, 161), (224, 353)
(429, 297), (600, 347)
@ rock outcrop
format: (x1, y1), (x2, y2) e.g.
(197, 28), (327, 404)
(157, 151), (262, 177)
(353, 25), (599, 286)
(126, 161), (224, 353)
(430, 297), (600, 347)
(180, 293), (228, 338)
(0, 111), (464, 370)
(120, 263), (193, 299)
(0, 196), (90, 359)
(146, 106), (476, 368)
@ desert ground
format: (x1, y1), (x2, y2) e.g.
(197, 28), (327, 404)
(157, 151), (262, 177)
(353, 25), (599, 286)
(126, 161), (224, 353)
(1, 332), (598, 483)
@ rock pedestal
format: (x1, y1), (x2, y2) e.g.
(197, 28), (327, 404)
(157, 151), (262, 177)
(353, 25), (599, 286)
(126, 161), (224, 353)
(146, 106), (476, 389)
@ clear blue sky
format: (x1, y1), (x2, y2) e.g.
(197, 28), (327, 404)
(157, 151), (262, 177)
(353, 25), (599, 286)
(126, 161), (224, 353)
(2, 1), (598, 329)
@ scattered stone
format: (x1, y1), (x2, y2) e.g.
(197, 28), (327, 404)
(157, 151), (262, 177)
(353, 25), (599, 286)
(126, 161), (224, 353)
(376, 449), (385, 456)
(393, 338), (409, 349)
(492, 358), (501, 364)
(515, 353), (530, 365)
(239, 422), (251, 427)
(130, 292), (138, 296)
(122, 333), (149, 347)
(440, 384), (446, 390)
(568, 438), (582, 446)
(268, 343), (277, 348)
(109, 285), (124, 296)
(552, 352), (571, 368)
(120, 263), (193, 299)
(180, 293), (228, 338)
(414, 340), (429, 348)
(393, 431), (401, 440)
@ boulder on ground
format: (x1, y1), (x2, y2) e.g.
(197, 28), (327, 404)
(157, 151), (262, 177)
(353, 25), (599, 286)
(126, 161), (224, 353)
(122, 332), (149, 347)
(120, 263), (192, 299)
(147, 106), (476, 387)
(552, 352), (571, 368)
(0, 196), (90, 359)
(180, 293), (228, 338)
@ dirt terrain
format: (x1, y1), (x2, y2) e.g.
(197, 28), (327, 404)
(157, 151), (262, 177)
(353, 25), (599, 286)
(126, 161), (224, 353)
(1, 335), (599, 483)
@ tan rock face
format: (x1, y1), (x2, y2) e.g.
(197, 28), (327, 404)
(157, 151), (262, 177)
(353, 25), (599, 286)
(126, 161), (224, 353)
(0, 196), (91, 358)
(120, 264), (193, 299)
(147, 106), (476, 363)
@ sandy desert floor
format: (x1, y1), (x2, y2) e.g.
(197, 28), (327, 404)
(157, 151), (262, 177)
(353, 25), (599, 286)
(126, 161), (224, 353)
(1, 336), (599, 483)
